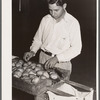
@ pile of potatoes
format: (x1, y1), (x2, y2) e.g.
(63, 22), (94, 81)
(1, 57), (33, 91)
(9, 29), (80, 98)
(12, 58), (60, 85)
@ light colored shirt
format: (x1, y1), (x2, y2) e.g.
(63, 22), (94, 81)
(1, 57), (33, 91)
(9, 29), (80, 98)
(30, 11), (82, 62)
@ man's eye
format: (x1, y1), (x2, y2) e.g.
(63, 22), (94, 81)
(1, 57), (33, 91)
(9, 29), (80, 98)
(49, 9), (59, 12)
(55, 10), (59, 11)
(49, 9), (52, 12)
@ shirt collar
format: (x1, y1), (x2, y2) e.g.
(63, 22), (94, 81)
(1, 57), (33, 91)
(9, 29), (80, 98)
(55, 10), (69, 23)
(55, 10), (68, 23)
(48, 10), (69, 23)
(63, 10), (69, 22)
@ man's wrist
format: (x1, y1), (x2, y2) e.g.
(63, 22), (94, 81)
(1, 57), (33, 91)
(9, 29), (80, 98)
(55, 55), (59, 63)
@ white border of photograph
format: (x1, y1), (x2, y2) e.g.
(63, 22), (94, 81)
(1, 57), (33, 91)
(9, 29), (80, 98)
(96, 0), (99, 100)
(2, 0), (12, 100)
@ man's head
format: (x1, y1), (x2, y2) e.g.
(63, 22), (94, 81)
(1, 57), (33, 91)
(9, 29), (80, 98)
(47, 0), (67, 20)
(48, 0), (67, 6)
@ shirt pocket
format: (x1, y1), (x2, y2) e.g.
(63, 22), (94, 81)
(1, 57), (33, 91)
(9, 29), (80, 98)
(57, 33), (70, 49)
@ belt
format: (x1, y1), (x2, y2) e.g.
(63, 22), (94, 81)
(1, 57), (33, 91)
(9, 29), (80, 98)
(41, 49), (55, 57)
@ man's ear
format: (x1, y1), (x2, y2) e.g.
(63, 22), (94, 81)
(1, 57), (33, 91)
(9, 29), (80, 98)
(63, 3), (67, 9)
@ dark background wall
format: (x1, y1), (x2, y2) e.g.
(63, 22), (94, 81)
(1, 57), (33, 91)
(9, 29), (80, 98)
(12, 0), (96, 89)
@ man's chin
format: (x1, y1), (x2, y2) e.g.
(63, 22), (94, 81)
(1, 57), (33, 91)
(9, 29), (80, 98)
(54, 17), (59, 20)
(52, 16), (58, 19)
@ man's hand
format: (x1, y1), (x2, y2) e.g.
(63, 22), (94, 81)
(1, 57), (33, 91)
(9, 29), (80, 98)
(23, 51), (35, 62)
(44, 56), (58, 70)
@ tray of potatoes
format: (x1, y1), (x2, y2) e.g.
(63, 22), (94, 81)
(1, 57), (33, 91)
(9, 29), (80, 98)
(12, 57), (64, 95)
(12, 58), (61, 83)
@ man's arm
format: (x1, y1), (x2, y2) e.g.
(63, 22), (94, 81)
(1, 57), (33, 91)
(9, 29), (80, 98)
(23, 17), (45, 61)
(56, 20), (82, 62)
(30, 17), (45, 53)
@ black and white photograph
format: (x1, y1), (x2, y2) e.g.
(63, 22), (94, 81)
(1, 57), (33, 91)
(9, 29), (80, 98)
(2, 0), (98, 100)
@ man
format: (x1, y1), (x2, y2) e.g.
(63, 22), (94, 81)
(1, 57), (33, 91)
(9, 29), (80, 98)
(24, 0), (82, 84)
(23, 0), (82, 78)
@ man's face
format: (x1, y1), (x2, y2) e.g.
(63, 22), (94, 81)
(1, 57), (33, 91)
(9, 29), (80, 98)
(49, 3), (65, 20)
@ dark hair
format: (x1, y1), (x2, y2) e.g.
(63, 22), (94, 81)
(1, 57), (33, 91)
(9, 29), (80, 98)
(47, 0), (67, 6)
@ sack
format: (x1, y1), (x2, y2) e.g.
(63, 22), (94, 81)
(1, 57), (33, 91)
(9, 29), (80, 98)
(47, 83), (94, 100)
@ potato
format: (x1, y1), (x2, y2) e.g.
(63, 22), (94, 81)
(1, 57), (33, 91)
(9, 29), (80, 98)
(22, 71), (29, 76)
(40, 75), (47, 80)
(34, 67), (42, 72)
(31, 77), (40, 84)
(13, 74), (20, 78)
(49, 71), (55, 74)
(17, 68), (24, 73)
(25, 68), (32, 72)
(22, 77), (31, 83)
(12, 58), (19, 64)
(29, 70), (36, 75)
(23, 63), (28, 67)
(16, 63), (22, 68)
(36, 63), (42, 68)
(27, 61), (32, 65)
(30, 63), (36, 69)
(31, 63), (36, 66)
(18, 60), (24, 65)
(13, 71), (22, 78)
(36, 70), (44, 76)
(12, 67), (17, 73)
(23, 66), (27, 70)
(12, 62), (16, 67)
(12, 66), (17, 70)
(31, 66), (36, 70)
(50, 73), (58, 80)
(29, 74), (36, 79)
(43, 71), (50, 78)
(21, 76), (30, 80)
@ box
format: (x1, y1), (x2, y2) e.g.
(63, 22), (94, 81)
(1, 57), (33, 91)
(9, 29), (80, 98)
(47, 83), (94, 100)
